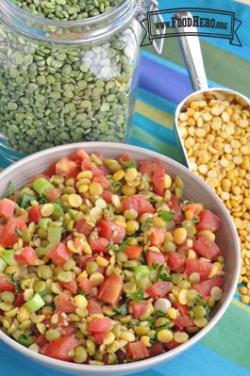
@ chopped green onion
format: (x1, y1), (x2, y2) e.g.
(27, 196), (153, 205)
(121, 160), (137, 169)
(134, 265), (150, 280)
(2, 250), (16, 266)
(40, 288), (51, 298)
(16, 335), (34, 347)
(1, 181), (15, 199)
(47, 224), (62, 246)
(160, 211), (174, 222)
(0, 258), (6, 272)
(25, 293), (45, 313)
(32, 177), (53, 195)
(18, 193), (35, 209)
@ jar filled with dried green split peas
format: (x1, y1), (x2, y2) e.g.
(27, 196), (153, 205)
(0, 0), (162, 167)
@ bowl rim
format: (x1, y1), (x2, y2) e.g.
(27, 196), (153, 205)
(0, 142), (241, 374)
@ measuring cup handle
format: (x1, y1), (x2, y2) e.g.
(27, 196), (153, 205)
(175, 12), (208, 91)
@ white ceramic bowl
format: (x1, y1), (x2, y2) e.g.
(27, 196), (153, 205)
(0, 142), (241, 376)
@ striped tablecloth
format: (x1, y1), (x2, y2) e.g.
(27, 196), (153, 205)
(0, 0), (250, 375)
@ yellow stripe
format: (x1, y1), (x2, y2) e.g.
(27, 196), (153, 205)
(232, 298), (250, 313)
(134, 100), (174, 129)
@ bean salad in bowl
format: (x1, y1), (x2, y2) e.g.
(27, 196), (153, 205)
(0, 148), (225, 365)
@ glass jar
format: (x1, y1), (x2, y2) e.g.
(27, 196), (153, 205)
(0, 0), (144, 167)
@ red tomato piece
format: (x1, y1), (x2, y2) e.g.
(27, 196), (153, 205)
(48, 243), (71, 265)
(78, 278), (93, 294)
(15, 246), (38, 266)
(42, 334), (79, 361)
(28, 206), (41, 224)
(0, 217), (26, 247)
(87, 300), (103, 314)
(152, 161), (165, 196)
(173, 302), (188, 316)
(102, 190), (113, 203)
(55, 157), (79, 177)
(146, 281), (172, 299)
(0, 198), (16, 219)
(126, 341), (149, 360)
(0, 276), (16, 292)
(88, 317), (113, 333)
(89, 237), (109, 254)
(185, 259), (212, 280)
(164, 340), (179, 350)
(193, 276), (223, 298)
(60, 279), (78, 294)
(69, 149), (90, 163)
(174, 315), (193, 329)
(98, 274), (123, 306)
(15, 292), (25, 307)
(45, 188), (61, 202)
(193, 236), (221, 260)
(184, 203), (204, 218)
(122, 194), (154, 216)
(119, 154), (131, 163)
(150, 228), (165, 247)
(129, 300), (150, 319)
(74, 219), (93, 236)
(124, 245), (142, 260)
(146, 251), (165, 267)
(197, 210), (222, 232)
(93, 175), (109, 189)
(43, 163), (56, 178)
(98, 220), (125, 244)
(167, 252), (186, 273)
(55, 291), (75, 313)
(149, 343), (165, 357)
(92, 332), (106, 345)
(169, 195), (183, 224)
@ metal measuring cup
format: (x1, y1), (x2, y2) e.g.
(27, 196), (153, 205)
(174, 12), (250, 168)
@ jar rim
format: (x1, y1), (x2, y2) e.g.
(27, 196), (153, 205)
(0, 0), (139, 43)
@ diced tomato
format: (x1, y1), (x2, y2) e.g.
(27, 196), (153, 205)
(42, 334), (79, 361)
(87, 300), (103, 314)
(150, 228), (165, 247)
(98, 220), (125, 244)
(129, 300), (150, 319)
(92, 332), (106, 345)
(164, 340), (178, 350)
(140, 160), (165, 196)
(149, 343), (165, 357)
(48, 243), (70, 265)
(88, 317), (113, 333)
(0, 198), (16, 219)
(0, 275), (16, 292)
(169, 195), (183, 224)
(193, 276), (223, 298)
(93, 175), (109, 189)
(174, 315), (193, 329)
(69, 149), (90, 163)
(74, 219), (93, 236)
(102, 190), (113, 203)
(60, 279), (78, 294)
(146, 281), (172, 299)
(119, 154), (131, 163)
(197, 210), (222, 232)
(43, 163), (56, 178)
(45, 188), (61, 202)
(122, 194), (154, 217)
(184, 203), (204, 218)
(126, 341), (149, 360)
(173, 302), (188, 316)
(55, 157), (79, 177)
(193, 236), (221, 260)
(98, 274), (123, 306)
(124, 245), (142, 260)
(146, 251), (165, 266)
(89, 237), (109, 254)
(28, 206), (41, 224)
(0, 217), (26, 247)
(78, 278), (93, 294)
(15, 246), (38, 266)
(55, 292), (75, 313)
(185, 259), (212, 280)
(167, 252), (186, 272)
(15, 292), (25, 307)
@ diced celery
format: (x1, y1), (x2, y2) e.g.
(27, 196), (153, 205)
(52, 203), (64, 219)
(47, 224), (61, 246)
(0, 258), (6, 272)
(2, 250), (16, 266)
(134, 265), (150, 280)
(25, 293), (45, 313)
(32, 177), (53, 195)
(38, 218), (52, 231)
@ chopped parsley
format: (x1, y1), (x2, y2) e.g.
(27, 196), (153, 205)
(160, 211), (174, 222)
(113, 303), (128, 315)
(127, 290), (144, 301)
(121, 160), (137, 169)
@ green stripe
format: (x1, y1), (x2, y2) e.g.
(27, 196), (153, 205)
(131, 126), (185, 163)
(146, 38), (250, 96)
(202, 303), (250, 370)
